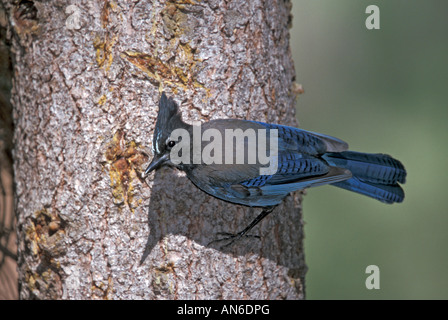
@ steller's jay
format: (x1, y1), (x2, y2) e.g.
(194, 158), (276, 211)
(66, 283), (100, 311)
(144, 92), (406, 246)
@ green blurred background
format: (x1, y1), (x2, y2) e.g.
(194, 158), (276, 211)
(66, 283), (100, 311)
(290, 0), (448, 299)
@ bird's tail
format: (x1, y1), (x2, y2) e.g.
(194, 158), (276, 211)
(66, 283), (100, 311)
(322, 151), (406, 203)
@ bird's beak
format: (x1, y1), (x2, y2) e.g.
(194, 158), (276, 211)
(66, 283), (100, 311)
(143, 154), (168, 177)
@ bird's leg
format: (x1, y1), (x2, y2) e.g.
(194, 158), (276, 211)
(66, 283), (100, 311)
(209, 206), (277, 248)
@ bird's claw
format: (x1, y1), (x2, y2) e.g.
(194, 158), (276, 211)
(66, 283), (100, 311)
(208, 232), (260, 249)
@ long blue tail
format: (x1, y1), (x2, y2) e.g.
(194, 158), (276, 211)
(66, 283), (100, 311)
(322, 151), (406, 203)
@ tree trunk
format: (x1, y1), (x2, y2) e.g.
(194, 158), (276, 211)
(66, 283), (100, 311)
(5, 0), (306, 299)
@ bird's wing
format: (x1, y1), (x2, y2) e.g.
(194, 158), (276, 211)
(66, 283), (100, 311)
(239, 152), (329, 187)
(239, 151), (351, 188)
(250, 121), (349, 154)
(228, 152), (351, 201)
(258, 167), (352, 196)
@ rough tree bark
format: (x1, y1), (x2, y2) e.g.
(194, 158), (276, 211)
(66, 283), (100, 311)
(5, 0), (306, 299)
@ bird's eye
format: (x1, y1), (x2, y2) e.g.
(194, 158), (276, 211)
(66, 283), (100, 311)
(167, 140), (176, 148)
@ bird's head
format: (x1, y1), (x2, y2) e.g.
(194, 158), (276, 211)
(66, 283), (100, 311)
(144, 92), (190, 176)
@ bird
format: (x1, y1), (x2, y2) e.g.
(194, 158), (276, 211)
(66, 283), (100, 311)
(144, 92), (406, 246)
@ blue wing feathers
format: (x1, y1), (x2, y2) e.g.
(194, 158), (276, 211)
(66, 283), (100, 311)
(209, 121), (406, 206)
(250, 121), (349, 154)
(323, 151), (406, 184)
(332, 178), (405, 204)
(240, 153), (330, 187)
(323, 151), (406, 203)
(259, 167), (352, 197)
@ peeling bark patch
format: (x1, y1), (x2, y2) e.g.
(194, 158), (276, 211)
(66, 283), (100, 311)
(101, 0), (118, 29)
(122, 51), (172, 84)
(91, 276), (113, 300)
(161, 0), (199, 39)
(104, 130), (148, 212)
(25, 209), (66, 257)
(93, 33), (117, 72)
(12, 0), (39, 35)
(155, 261), (176, 274)
(121, 47), (208, 95)
(122, 0), (208, 95)
(152, 268), (176, 297)
(22, 208), (66, 299)
(97, 94), (107, 106)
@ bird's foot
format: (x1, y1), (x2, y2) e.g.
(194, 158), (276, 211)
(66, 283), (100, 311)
(208, 231), (260, 249)
(207, 206), (276, 249)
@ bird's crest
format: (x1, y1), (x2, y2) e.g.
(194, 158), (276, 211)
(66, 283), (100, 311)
(153, 92), (185, 154)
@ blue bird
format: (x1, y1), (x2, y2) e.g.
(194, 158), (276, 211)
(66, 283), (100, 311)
(144, 92), (406, 245)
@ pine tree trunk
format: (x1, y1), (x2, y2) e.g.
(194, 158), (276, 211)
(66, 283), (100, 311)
(6, 0), (306, 299)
